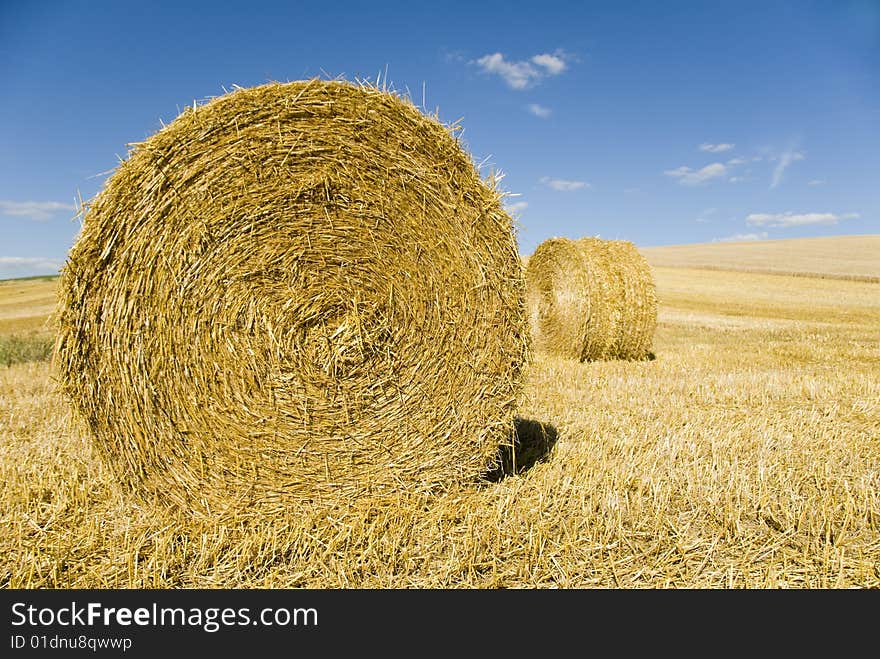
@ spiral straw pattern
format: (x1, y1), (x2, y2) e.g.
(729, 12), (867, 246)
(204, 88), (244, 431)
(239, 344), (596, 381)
(54, 80), (529, 517)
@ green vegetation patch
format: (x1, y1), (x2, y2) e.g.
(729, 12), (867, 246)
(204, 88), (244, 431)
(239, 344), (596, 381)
(0, 275), (60, 284)
(0, 333), (54, 366)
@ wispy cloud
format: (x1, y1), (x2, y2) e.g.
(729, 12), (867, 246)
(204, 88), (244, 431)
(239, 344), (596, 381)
(713, 232), (768, 242)
(0, 200), (75, 221)
(770, 150), (805, 188)
(0, 256), (63, 279)
(664, 163), (727, 186)
(540, 176), (589, 191)
(0, 256), (63, 267)
(531, 53), (567, 75)
(726, 157), (747, 166)
(695, 208), (717, 223)
(473, 51), (569, 90)
(504, 200), (528, 215)
(808, 179), (826, 186)
(699, 143), (735, 153)
(526, 103), (552, 118)
(441, 49), (467, 64)
(746, 211), (859, 228)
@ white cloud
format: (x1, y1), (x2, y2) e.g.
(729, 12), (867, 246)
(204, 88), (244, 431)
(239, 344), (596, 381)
(540, 176), (589, 191)
(695, 207), (717, 223)
(0, 256), (63, 279)
(473, 51), (568, 90)
(726, 157), (747, 166)
(770, 150), (805, 188)
(808, 179), (826, 186)
(0, 256), (62, 267)
(531, 53), (567, 75)
(664, 163), (727, 186)
(746, 211), (858, 228)
(504, 201), (528, 215)
(474, 53), (535, 89)
(526, 103), (552, 118)
(699, 143), (735, 153)
(0, 200), (75, 221)
(729, 176), (745, 183)
(442, 49), (467, 64)
(713, 232), (769, 242)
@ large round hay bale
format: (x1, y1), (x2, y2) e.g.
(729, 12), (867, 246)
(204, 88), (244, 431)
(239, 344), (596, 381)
(525, 236), (656, 361)
(54, 79), (528, 517)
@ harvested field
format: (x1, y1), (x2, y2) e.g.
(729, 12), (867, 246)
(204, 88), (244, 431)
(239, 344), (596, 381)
(0, 277), (57, 367)
(641, 235), (880, 282)
(0, 276), (57, 335)
(2, 235), (878, 588)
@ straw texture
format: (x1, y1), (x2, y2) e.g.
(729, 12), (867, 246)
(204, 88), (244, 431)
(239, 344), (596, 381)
(54, 79), (528, 517)
(525, 236), (656, 361)
(603, 239), (657, 359)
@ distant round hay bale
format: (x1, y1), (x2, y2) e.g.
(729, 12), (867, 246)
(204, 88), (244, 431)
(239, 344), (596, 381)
(575, 237), (619, 360)
(525, 237), (587, 360)
(54, 79), (528, 517)
(524, 237), (611, 361)
(525, 236), (656, 361)
(602, 239), (657, 360)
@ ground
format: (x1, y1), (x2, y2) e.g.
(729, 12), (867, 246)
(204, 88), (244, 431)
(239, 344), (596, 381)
(1, 235), (877, 587)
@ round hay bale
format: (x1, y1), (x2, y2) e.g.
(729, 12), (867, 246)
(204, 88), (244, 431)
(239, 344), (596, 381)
(575, 236), (619, 360)
(525, 236), (656, 361)
(524, 236), (611, 361)
(602, 239), (657, 360)
(54, 79), (528, 517)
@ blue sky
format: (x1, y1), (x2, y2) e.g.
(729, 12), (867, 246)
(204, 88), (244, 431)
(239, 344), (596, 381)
(1, 0), (878, 278)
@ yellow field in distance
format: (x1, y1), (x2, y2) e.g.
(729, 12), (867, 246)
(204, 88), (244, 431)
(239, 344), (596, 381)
(0, 276), (58, 335)
(640, 234), (880, 282)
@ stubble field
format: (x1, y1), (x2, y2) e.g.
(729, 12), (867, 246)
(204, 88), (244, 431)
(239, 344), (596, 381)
(1, 236), (878, 588)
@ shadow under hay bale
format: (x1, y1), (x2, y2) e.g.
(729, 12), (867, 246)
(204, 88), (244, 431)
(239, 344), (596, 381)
(484, 417), (559, 482)
(53, 79), (529, 518)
